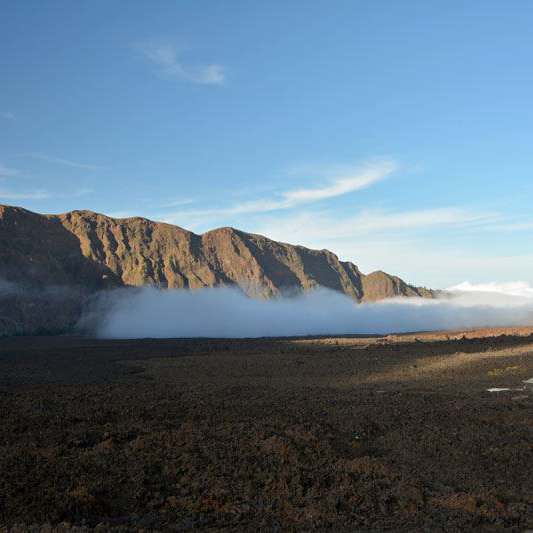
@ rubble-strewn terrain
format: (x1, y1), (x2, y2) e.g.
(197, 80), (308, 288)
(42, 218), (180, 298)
(2, 327), (533, 531)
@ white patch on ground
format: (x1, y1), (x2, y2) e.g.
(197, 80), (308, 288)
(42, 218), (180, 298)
(487, 387), (526, 393)
(523, 378), (533, 389)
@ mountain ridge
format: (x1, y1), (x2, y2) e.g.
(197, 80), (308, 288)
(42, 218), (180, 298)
(0, 204), (435, 334)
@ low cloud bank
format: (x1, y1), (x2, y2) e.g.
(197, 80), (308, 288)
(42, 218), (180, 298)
(86, 284), (533, 339)
(447, 281), (533, 299)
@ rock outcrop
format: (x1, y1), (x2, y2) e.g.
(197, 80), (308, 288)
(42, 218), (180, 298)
(0, 205), (434, 334)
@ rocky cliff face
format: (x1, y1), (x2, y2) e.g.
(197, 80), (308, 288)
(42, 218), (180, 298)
(0, 205), (434, 334)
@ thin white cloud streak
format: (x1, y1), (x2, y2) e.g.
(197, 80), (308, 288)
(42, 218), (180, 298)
(0, 187), (92, 202)
(0, 165), (19, 178)
(75, 187), (93, 196)
(283, 160), (396, 203)
(483, 220), (533, 232)
(253, 207), (497, 243)
(0, 189), (50, 200)
(87, 286), (533, 339)
(248, 208), (528, 289)
(140, 43), (224, 85)
(163, 160), (397, 223)
(57, 187), (94, 199)
(159, 198), (194, 208)
(26, 153), (107, 170)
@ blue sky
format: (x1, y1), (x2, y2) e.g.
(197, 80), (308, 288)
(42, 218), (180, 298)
(2, 1), (533, 288)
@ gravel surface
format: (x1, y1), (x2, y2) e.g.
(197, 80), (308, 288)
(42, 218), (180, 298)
(1, 328), (533, 531)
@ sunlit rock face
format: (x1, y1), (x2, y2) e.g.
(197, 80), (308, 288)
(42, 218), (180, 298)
(0, 204), (435, 334)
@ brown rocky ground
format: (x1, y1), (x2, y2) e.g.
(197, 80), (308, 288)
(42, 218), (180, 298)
(2, 327), (533, 531)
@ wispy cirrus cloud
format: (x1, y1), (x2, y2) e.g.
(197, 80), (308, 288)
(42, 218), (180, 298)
(154, 156), (530, 287)
(283, 160), (397, 204)
(0, 160), (93, 201)
(159, 198), (194, 208)
(0, 164), (20, 178)
(67, 187), (94, 198)
(140, 43), (225, 85)
(163, 160), (397, 224)
(478, 219), (533, 232)
(253, 206), (497, 243)
(0, 189), (50, 201)
(249, 207), (506, 287)
(0, 187), (92, 203)
(26, 153), (108, 171)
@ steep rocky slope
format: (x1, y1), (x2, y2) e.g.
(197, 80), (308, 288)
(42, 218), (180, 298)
(0, 205), (434, 334)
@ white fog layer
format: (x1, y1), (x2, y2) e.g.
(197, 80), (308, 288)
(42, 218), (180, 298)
(88, 285), (533, 339)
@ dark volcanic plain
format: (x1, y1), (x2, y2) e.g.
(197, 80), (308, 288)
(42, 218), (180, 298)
(2, 328), (533, 532)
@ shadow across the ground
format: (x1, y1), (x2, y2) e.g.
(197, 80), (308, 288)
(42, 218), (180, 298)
(2, 332), (533, 387)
